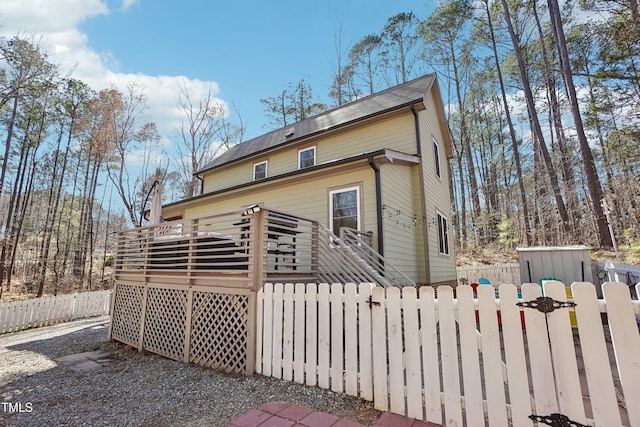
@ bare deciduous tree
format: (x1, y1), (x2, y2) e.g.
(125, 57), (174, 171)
(176, 80), (244, 198)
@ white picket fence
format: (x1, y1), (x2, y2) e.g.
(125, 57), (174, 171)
(257, 282), (640, 427)
(597, 261), (640, 283)
(0, 290), (112, 334)
(456, 262), (521, 285)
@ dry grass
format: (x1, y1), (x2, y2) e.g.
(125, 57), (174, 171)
(457, 245), (640, 267)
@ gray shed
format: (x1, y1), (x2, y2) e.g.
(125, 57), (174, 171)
(517, 245), (593, 285)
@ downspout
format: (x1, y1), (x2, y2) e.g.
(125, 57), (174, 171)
(412, 104), (422, 156)
(196, 175), (204, 196)
(412, 104), (431, 284)
(368, 156), (384, 257)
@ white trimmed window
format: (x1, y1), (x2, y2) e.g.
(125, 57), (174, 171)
(253, 161), (267, 180)
(437, 211), (450, 255)
(329, 186), (360, 235)
(433, 136), (441, 178)
(298, 146), (316, 169)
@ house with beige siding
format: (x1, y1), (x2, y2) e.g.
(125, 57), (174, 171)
(158, 73), (455, 286)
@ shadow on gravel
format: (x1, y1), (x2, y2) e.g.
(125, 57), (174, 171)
(4, 321), (110, 361)
(0, 318), (122, 427)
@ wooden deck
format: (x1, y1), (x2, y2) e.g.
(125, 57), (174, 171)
(115, 207), (320, 290)
(114, 205), (414, 290)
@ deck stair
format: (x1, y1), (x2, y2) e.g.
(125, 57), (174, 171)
(316, 225), (414, 288)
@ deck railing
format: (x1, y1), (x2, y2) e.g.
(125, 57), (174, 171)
(115, 207), (323, 288)
(115, 207), (394, 289)
(115, 206), (409, 289)
(116, 209), (250, 283)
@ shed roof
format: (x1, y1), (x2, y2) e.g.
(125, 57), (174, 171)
(516, 245), (591, 252)
(197, 73), (438, 174)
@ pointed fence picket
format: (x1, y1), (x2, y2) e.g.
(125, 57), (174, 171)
(456, 285), (483, 427)
(603, 282), (640, 427)
(256, 281), (639, 427)
(573, 282), (623, 427)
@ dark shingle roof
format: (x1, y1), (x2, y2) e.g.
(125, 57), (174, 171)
(198, 73), (437, 174)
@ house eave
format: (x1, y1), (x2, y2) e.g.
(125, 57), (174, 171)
(379, 149), (421, 166)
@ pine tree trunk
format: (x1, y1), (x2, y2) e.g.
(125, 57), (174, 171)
(483, 0), (532, 245)
(12, 157), (36, 293)
(457, 154), (468, 249)
(546, 0), (613, 247)
(0, 97), (20, 297)
(500, 0), (570, 236)
(450, 46), (481, 241)
(35, 130), (64, 293)
(531, 0), (580, 240)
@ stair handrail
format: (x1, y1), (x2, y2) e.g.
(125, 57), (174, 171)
(339, 227), (415, 287)
(314, 225), (390, 286)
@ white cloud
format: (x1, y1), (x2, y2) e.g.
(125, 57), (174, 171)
(1, 0), (108, 34)
(102, 73), (225, 135)
(125, 148), (166, 168)
(0, 0), (224, 137)
(121, 0), (139, 11)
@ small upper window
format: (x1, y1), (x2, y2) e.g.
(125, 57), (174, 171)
(433, 137), (441, 178)
(298, 147), (316, 169)
(253, 161), (267, 180)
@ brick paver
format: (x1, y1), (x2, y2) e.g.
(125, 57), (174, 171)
(225, 402), (444, 427)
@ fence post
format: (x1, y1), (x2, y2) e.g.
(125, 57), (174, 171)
(71, 293), (79, 320)
(188, 219), (198, 279)
(250, 209), (266, 291)
(143, 228), (152, 280)
(183, 288), (193, 363)
(245, 290), (257, 375)
(107, 285), (118, 341)
(137, 287), (149, 352)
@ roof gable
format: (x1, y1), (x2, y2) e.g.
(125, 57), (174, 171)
(198, 74), (438, 174)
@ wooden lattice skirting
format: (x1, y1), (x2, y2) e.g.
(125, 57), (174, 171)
(109, 282), (256, 375)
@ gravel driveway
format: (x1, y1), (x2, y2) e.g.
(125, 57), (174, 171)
(0, 317), (379, 427)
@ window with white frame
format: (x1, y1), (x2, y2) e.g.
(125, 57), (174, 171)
(253, 161), (267, 180)
(433, 136), (441, 178)
(298, 146), (316, 169)
(437, 211), (449, 255)
(329, 186), (360, 235)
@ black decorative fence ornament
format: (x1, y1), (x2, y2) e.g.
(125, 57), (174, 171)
(529, 413), (588, 427)
(516, 296), (577, 314)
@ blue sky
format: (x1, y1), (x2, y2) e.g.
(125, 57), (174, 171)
(2, 0), (434, 141)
